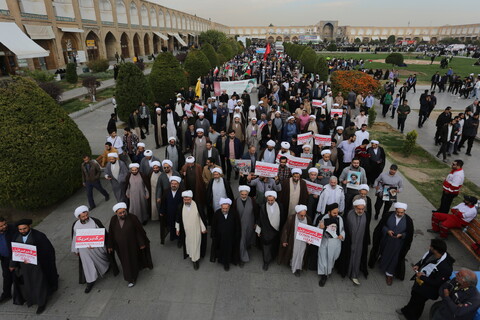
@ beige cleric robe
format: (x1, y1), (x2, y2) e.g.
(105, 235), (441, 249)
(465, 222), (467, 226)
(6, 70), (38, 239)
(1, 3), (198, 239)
(288, 180), (301, 216)
(150, 171), (160, 221)
(176, 201), (206, 262)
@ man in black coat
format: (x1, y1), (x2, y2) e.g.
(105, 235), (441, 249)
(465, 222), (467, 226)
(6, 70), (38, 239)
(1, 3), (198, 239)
(458, 112), (479, 156)
(436, 118), (458, 162)
(434, 107), (452, 145)
(0, 217), (17, 302)
(9, 219), (58, 314)
(397, 239), (455, 320)
(366, 140), (385, 186)
(206, 169), (234, 224)
(107, 113), (117, 135)
(159, 176), (184, 245)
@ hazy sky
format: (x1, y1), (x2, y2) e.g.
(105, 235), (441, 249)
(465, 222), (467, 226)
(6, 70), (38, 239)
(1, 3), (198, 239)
(148, 0), (478, 27)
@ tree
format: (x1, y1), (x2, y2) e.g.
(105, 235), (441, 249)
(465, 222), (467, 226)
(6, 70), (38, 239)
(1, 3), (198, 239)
(115, 62), (153, 121)
(198, 30), (228, 50)
(86, 59), (110, 73)
(314, 56), (328, 81)
(218, 42), (234, 60)
(66, 62), (78, 84)
(184, 49), (211, 85)
(149, 52), (187, 106)
(37, 81), (63, 102)
(237, 40), (245, 54)
(217, 53), (227, 65)
(0, 77), (91, 209)
(354, 38), (362, 44)
(82, 76), (101, 101)
(298, 47), (317, 73)
(201, 43), (219, 68)
(387, 35), (396, 44)
(246, 38), (252, 48)
(385, 53), (404, 66)
(326, 43), (337, 51)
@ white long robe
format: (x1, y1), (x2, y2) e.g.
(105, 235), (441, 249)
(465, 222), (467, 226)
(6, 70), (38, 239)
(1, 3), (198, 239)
(71, 219), (110, 283)
(150, 171), (161, 221)
(290, 216), (307, 273)
(317, 215), (345, 275)
(177, 201), (206, 262)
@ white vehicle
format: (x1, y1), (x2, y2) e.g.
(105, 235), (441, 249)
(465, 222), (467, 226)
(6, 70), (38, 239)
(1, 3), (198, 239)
(446, 44), (466, 52)
(275, 43), (284, 53)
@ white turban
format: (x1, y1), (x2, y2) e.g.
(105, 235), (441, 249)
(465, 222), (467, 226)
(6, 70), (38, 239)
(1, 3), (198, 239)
(176, 97), (182, 101)
(287, 116), (295, 121)
(238, 185), (251, 193)
(129, 163), (140, 169)
(212, 168), (223, 174)
(112, 202), (127, 212)
(295, 205), (308, 213)
(168, 136), (176, 142)
(219, 198), (232, 206)
(144, 150), (153, 157)
(137, 142), (146, 148)
(235, 106), (241, 110)
(370, 140), (379, 145)
(302, 145), (311, 150)
(162, 159), (173, 167)
(267, 140), (276, 147)
(358, 184), (369, 191)
(74, 205), (89, 218)
(353, 199), (366, 207)
(196, 128), (204, 133)
(150, 161), (161, 168)
(333, 103), (340, 107)
(198, 112), (205, 117)
(309, 115), (316, 119)
(107, 152), (118, 158)
(251, 118), (257, 122)
(321, 150), (332, 156)
(291, 168), (302, 175)
(265, 191), (277, 199)
(155, 108), (161, 112)
(281, 142), (290, 149)
(336, 126), (344, 130)
(249, 105), (256, 110)
(308, 168), (318, 174)
(258, 100), (264, 104)
(169, 176), (182, 183)
(394, 202), (408, 210)
(182, 190), (193, 198)
(186, 156), (195, 163)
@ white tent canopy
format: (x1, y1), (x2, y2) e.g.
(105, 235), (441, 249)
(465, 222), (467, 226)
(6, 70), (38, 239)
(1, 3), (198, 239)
(0, 22), (49, 59)
(153, 31), (168, 41)
(168, 32), (187, 47)
(58, 27), (84, 33)
(24, 24), (55, 40)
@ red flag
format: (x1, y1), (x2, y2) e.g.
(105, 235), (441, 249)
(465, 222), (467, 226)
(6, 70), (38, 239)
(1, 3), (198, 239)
(263, 43), (271, 61)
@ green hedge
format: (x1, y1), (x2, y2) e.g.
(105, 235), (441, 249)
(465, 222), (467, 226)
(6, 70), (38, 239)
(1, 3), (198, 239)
(385, 53), (404, 66)
(184, 49), (211, 85)
(201, 43), (219, 68)
(86, 59), (110, 73)
(66, 62), (78, 84)
(299, 47), (317, 73)
(314, 56), (328, 81)
(0, 77), (91, 209)
(149, 52), (187, 105)
(218, 43), (234, 61)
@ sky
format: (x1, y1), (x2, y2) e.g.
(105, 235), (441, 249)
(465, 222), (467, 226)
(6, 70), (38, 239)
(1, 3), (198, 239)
(148, 0), (479, 27)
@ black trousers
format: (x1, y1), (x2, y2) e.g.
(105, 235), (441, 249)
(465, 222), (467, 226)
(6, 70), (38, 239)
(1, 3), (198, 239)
(397, 118), (407, 133)
(0, 255), (13, 298)
(401, 290), (429, 320)
(436, 142), (449, 160)
(438, 191), (457, 213)
(85, 180), (109, 208)
(459, 135), (475, 154)
(418, 111), (429, 127)
(374, 196), (393, 219)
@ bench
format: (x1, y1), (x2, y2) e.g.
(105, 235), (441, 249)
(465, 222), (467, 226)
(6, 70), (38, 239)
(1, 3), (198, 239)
(451, 219), (480, 262)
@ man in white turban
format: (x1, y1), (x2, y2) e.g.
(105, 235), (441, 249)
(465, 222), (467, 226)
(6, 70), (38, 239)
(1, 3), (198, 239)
(126, 163), (150, 224)
(278, 205), (311, 276)
(210, 197), (241, 271)
(233, 185), (258, 266)
(337, 198), (371, 286)
(71, 205), (113, 293)
(206, 168), (233, 224)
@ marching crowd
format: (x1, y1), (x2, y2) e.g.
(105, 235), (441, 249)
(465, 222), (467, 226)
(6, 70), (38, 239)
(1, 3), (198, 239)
(1, 48), (479, 320)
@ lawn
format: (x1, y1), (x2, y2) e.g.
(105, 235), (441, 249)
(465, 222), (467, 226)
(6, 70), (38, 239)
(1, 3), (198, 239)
(318, 52), (480, 83)
(60, 86), (116, 114)
(369, 122), (480, 210)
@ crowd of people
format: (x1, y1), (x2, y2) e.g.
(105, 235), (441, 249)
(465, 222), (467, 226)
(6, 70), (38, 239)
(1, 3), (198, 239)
(1, 46), (479, 319)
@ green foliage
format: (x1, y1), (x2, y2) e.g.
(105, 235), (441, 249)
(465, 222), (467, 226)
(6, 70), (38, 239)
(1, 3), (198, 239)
(115, 62), (153, 121)
(218, 42), (234, 60)
(246, 38), (252, 48)
(387, 35), (396, 44)
(184, 50), (211, 85)
(149, 52), (187, 106)
(354, 38), (361, 43)
(217, 53), (227, 65)
(403, 130), (418, 156)
(24, 69), (55, 82)
(368, 106), (377, 127)
(199, 30), (228, 50)
(326, 43), (337, 51)
(65, 62), (78, 84)
(86, 59), (110, 73)
(79, 71), (113, 80)
(0, 77), (91, 209)
(314, 56), (328, 81)
(37, 81), (63, 102)
(201, 43), (219, 68)
(385, 53), (404, 66)
(438, 37), (460, 45)
(299, 47), (317, 73)
(237, 40), (245, 54)
(82, 76), (101, 100)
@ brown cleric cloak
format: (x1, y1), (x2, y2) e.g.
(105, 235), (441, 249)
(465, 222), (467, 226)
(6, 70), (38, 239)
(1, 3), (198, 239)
(277, 214), (312, 266)
(180, 163), (206, 207)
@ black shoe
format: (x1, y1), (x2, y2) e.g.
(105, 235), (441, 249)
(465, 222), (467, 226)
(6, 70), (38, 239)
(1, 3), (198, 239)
(105, 194), (110, 202)
(36, 305), (46, 314)
(142, 221), (148, 226)
(193, 261), (199, 270)
(466, 153), (472, 156)
(224, 264), (230, 271)
(89, 205), (96, 211)
(294, 270), (301, 277)
(319, 275), (327, 287)
(155, 145), (160, 149)
(177, 241), (182, 248)
(447, 153), (451, 157)
(239, 261), (245, 268)
(453, 152), (459, 155)
(262, 262), (269, 271)
(85, 282), (95, 293)
(0, 294), (12, 303)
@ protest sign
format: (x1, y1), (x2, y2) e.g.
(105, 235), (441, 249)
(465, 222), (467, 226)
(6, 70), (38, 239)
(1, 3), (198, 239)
(214, 79), (257, 96)
(382, 186), (398, 202)
(330, 109), (343, 118)
(314, 134), (332, 146)
(301, 153), (313, 160)
(12, 242), (37, 265)
(297, 132), (313, 145)
(304, 180), (323, 195)
(194, 103), (204, 113)
(317, 165), (335, 179)
(312, 99), (323, 108)
(296, 224), (323, 246)
(254, 161), (279, 178)
(230, 159), (251, 174)
(75, 228), (106, 249)
(346, 170), (361, 189)
(287, 156), (311, 169)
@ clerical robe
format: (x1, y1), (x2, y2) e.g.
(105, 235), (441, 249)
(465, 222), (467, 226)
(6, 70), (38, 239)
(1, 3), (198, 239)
(232, 197), (258, 263)
(317, 215), (345, 276)
(257, 202), (287, 264)
(176, 201), (207, 262)
(126, 172), (150, 224)
(210, 209), (241, 266)
(277, 214), (311, 272)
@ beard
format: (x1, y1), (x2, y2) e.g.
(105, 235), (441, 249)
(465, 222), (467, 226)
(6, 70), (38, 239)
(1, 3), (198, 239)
(80, 218), (90, 224)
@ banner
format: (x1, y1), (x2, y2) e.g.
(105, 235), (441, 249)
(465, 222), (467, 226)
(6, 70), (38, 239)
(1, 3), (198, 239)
(304, 180), (323, 195)
(11, 242), (37, 265)
(276, 152), (291, 162)
(287, 156), (311, 169)
(312, 99), (323, 108)
(75, 228), (105, 249)
(297, 132), (313, 145)
(254, 161), (279, 178)
(256, 48), (266, 54)
(296, 223), (323, 246)
(230, 159), (251, 174)
(301, 153), (313, 160)
(314, 134), (332, 146)
(330, 109), (343, 118)
(214, 79), (257, 96)
(193, 103), (204, 113)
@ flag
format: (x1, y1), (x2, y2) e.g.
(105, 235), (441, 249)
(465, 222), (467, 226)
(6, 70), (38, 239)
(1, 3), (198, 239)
(195, 78), (202, 98)
(263, 43), (271, 61)
(213, 66), (219, 75)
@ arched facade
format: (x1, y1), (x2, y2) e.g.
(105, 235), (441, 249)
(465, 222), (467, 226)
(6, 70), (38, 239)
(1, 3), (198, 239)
(105, 32), (117, 60)
(116, 0), (127, 24)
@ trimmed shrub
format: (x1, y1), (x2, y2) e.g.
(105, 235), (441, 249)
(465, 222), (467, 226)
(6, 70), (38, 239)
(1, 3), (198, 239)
(149, 52), (188, 106)
(115, 62), (153, 121)
(218, 43), (234, 60)
(314, 56), (329, 82)
(246, 38), (252, 48)
(65, 62), (78, 84)
(385, 53), (404, 66)
(37, 81), (63, 102)
(198, 30), (228, 50)
(330, 70), (382, 98)
(0, 77), (91, 209)
(86, 59), (110, 73)
(201, 43), (219, 68)
(217, 53), (227, 65)
(403, 130), (418, 156)
(299, 47), (317, 73)
(387, 35), (396, 44)
(25, 69), (55, 82)
(326, 43), (337, 51)
(368, 106), (377, 127)
(184, 49), (211, 85)
(82, 76), (101, 100)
